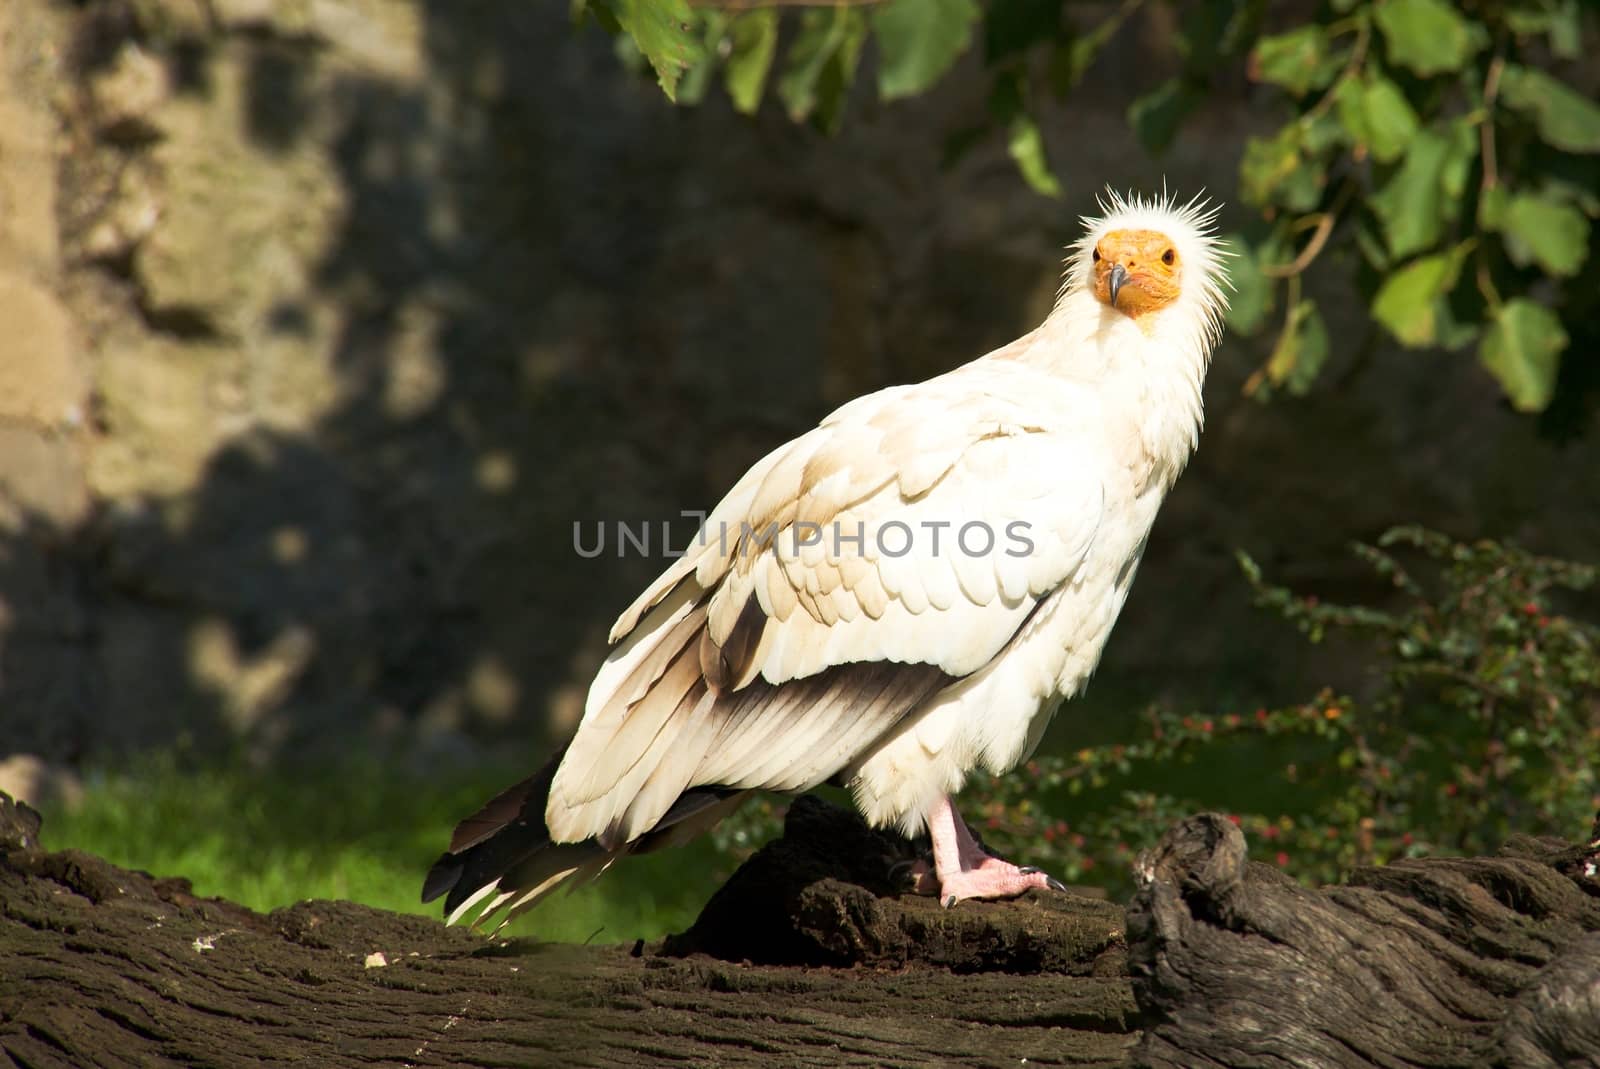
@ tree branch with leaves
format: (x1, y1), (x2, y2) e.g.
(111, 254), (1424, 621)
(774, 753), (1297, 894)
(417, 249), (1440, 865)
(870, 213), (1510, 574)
(577, 0), (1598, 415)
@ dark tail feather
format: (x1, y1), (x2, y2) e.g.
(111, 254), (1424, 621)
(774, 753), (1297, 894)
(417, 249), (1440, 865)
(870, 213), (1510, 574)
(422, 747), (577, 919)
(422, 744), (748, 929)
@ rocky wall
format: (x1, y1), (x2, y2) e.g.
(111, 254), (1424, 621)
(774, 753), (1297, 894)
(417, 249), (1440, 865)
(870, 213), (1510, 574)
(0, 0), (1596, 775)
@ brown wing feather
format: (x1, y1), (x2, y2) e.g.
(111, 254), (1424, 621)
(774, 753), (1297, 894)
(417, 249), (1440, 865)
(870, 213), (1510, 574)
(699, 593), (768, 694)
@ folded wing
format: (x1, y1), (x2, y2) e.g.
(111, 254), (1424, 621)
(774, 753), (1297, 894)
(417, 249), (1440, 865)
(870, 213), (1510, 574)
(547, 364), (1107, 847)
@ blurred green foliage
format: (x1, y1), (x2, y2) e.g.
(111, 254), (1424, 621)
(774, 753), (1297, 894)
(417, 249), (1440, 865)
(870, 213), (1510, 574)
(718, 528), (1600, 896)
(578, 0), (1599, 414)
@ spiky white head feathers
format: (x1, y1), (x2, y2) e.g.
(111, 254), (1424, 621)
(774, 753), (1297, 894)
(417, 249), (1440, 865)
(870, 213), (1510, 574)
(1064, 188), (1230, 351)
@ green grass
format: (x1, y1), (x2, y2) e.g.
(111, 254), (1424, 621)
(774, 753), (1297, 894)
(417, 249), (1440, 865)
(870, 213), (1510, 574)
(40, 754), (731, 946)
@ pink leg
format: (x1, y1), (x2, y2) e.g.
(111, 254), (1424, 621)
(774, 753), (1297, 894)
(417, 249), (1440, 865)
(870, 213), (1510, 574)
(918, 795), (1066, 907)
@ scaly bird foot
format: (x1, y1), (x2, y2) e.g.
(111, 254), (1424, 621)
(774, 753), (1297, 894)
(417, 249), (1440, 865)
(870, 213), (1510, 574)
(896, 854), (1068, 905)
(936, 856), (1067, 907)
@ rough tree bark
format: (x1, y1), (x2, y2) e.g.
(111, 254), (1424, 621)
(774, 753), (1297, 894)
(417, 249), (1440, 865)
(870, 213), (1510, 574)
(2, 791), (1596, 1068)
(1128, 813), (1600, 1069)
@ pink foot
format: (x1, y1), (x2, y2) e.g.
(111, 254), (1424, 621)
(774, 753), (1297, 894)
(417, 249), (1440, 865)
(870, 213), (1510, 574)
(916, 796), (1069, 908)
(937, 856), (1063, 906)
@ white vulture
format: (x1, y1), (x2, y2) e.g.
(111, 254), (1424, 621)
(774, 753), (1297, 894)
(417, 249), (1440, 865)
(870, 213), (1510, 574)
(424, 189), (1230, 926)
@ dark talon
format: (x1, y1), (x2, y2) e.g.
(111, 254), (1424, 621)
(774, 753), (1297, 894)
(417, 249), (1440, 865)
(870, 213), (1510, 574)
(1045, 876), (1069, 893)
(1018, 866), (1041, 874)
(943, 895), (958, 909)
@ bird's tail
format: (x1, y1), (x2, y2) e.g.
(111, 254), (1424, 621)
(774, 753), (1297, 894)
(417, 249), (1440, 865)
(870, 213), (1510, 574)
(421, 746), (747, 932)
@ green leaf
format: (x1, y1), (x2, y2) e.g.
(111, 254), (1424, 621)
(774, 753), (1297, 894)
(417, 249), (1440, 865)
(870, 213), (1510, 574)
(1300, 110), (1347, 155)
(674, 54), (714, 106)
(1007, 114), (1061, 197)
(1334, 79), (1372, 146)
(1219, 234), (1273, 335)
(675, 13), (725, 107)
(1266, 299), (1331, 394)
(1128, 79), (1199, 156)
(724, 11), (778, 115)
(598, 0), (700, 102)
(1239, 127), (1322, 212)
(1371, 247), (1467, 347)
(1432, 296), (1479, 351)
(1499, 192), (1591, 276)
(1358, 75), (1419, 163)
(1549, 0), (1581, 58)
(1498, 65), (1600, 154)
(1374, 0), (1482, 76)
(1479, 299), (1569, 411)
(778, 8), (866, 127)
(1251, 25), (1340, 96)
(872, 0), (980, 101)
(1370, 120), (1476, 259)
(813, 15), (869, 135)
(1505, 0), (1581, 59)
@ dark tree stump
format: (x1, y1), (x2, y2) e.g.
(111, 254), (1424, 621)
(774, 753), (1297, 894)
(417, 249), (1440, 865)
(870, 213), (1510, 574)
(667, 794), (1129, 977)
(1127, 813), (1600, 1069)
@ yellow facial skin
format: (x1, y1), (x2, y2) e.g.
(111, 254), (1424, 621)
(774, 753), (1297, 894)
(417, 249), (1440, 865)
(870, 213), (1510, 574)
(1092, 229), (1181, 321)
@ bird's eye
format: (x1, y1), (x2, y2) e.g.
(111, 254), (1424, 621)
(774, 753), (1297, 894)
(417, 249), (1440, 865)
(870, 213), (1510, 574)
(1161, 248), (1175, 266)
(1092, 248), (1101, 262)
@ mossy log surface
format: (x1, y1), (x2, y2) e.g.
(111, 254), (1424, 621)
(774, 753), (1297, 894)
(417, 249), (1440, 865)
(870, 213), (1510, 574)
(2, 792), (1596, 1068)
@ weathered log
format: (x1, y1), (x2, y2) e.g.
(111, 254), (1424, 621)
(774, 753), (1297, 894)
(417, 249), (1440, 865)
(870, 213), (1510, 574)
(0, 792), (1136, 1068)
(5, 787), (1599, 1068)
(1127, 813), (1600, 1069)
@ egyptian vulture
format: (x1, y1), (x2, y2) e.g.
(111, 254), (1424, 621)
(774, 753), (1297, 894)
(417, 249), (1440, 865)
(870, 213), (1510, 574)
(424, 190), (1230, 925)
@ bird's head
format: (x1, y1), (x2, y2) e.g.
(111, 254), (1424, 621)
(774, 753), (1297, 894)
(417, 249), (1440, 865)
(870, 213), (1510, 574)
(1067, 189), (1229, 339)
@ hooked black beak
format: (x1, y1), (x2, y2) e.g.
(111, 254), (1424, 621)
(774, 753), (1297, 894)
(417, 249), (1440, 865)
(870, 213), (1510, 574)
(1108, 263), (1129, 308)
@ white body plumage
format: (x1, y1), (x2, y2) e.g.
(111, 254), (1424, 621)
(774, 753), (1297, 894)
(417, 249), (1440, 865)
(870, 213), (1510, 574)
(550, 190), (1228, 840)
(847, 270), (1216, 833)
